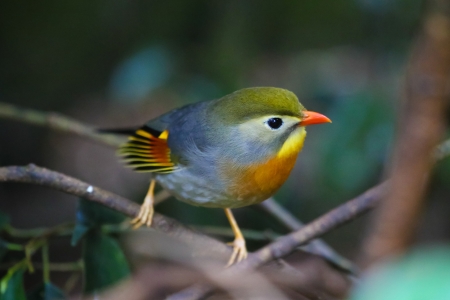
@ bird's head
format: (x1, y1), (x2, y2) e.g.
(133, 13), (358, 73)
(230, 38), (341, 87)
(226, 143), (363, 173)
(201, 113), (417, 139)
(208, 87), (330, 162)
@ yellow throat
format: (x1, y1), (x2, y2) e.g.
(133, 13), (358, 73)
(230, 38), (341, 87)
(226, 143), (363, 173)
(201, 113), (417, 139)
(224, 127), (307, 206)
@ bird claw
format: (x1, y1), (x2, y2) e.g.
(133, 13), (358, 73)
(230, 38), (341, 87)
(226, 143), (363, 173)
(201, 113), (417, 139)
(226, 237), (248, 267)
(130, 202), (154, 229)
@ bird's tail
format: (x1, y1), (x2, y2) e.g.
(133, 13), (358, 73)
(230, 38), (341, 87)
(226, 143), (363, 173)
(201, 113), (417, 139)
(96, 127), (139, 135)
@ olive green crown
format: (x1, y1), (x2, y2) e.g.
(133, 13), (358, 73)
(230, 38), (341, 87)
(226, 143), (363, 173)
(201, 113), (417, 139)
(210, 87), (304, 124)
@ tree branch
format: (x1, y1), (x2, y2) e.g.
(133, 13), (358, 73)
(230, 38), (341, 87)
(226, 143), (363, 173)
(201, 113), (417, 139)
(0, 102), (123, 147)
(259, 198), (357, 274)
(0, 164), (232, 261)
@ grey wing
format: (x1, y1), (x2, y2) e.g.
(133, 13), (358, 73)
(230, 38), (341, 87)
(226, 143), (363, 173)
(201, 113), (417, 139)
(145, 101), (205, 132)
(159, 101), (216, 168)
(117, 103), (205, 174)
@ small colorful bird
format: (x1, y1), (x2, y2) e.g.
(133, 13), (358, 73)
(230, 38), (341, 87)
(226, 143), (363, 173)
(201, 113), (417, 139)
(118, 87), (331, 265)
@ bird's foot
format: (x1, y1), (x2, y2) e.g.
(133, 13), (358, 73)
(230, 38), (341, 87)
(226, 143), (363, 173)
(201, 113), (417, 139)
(226, 236), (248, 267)
(130, 201), (154, 229)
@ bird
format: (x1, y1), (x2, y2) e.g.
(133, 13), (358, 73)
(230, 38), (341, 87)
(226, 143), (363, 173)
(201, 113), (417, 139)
(117, 87), (331, 266)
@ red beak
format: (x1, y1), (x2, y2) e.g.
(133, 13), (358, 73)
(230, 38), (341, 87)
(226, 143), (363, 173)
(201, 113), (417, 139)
(299, 111), (331, 126)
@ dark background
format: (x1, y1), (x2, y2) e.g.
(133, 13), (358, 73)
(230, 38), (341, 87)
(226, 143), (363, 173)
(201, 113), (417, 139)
(1, 0), (450, 295)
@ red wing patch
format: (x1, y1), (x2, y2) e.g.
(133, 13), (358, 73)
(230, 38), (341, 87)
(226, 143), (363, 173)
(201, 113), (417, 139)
(118, 127), (176, 173)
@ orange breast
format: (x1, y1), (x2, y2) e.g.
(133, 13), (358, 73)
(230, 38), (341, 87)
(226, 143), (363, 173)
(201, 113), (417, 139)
(221, 128), (307, 207)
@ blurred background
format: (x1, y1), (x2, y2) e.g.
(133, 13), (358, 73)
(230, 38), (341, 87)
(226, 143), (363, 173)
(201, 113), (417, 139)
(1, 0), (450, 298)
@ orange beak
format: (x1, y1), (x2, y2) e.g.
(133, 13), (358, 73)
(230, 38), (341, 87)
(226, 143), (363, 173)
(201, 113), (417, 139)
(299, 111), (331, 126)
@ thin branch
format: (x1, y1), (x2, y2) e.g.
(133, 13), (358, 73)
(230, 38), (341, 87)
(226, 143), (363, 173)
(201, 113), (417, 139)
(0, 164), (232, 261)
(0, 102), (123, 147)
(259, 198), (357, 274)
(4, 223), (75, 238)
(42, 244), (50, 283)
(258, 198), (306, 231)
(0, 261), (83, 272)
(247, 188), (388, 269)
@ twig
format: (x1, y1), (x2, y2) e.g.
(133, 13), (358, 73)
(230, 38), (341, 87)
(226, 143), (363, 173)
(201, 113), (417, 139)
(0, 164), (232, 261)
(4, 223), (75, 238)
(252, 181), (376, 247)
(258, 198), (306, 231)
(0, 102), (123, 147)
(0, 261), (83, 272)
(42, 244), (50, 283)
(259, 198), (357, 274)
(360, 3), (450, 267)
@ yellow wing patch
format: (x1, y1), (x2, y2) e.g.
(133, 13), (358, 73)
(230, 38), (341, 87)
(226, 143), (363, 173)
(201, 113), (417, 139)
(118, 127), (176, 174)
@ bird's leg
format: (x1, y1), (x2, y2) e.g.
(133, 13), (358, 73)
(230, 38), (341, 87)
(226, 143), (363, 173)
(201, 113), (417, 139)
(131, 179), (156, 229)
(224, 208), (248, 266)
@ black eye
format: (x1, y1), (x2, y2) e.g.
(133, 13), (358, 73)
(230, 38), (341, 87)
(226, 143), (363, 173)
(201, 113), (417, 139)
(266, 118), (283, 129)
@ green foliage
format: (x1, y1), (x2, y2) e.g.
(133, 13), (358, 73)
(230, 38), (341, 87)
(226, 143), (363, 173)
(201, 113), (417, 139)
(72, 199), (131, 293)
(72, 199), (125, 246)
(0, 212), (10, 231)
(350, 245), (450, 300)
(0, 269), (26, 300)
(27, 283), (66, 300)
(0, 211), (26, 300)
(317, 92), (393, 201)
(0, 201), (130, 298)
(83, 230), (130, 294)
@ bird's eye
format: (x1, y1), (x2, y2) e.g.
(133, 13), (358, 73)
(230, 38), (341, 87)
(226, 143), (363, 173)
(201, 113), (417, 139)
(265, 118), (283, 130)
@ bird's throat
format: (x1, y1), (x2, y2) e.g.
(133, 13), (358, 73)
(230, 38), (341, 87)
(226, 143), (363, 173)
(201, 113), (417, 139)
(223, 127), (307, 206)
(277, 127), (307, 158)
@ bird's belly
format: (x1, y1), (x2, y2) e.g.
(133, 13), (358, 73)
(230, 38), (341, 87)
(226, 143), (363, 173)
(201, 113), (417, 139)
(219, 127), (306, 206)
(220, 153), (299, 206)
(155, 169), (239, 208)
(156, 128), (306, 208)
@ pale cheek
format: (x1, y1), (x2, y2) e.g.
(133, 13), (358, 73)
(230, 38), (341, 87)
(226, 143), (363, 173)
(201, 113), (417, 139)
(238, 123), (273, 145)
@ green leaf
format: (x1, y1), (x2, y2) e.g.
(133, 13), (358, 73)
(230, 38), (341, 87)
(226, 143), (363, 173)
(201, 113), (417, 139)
(71, 199), (125, 246)
(83, 230), (130, 294)
(78, 198), (125, 225)
(0, 269), (26, 300)
(0, 212), (10, 231)
(27, 283), (66, 300)
(71, 224), (90, 247)
(350, 245), (450, 300)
